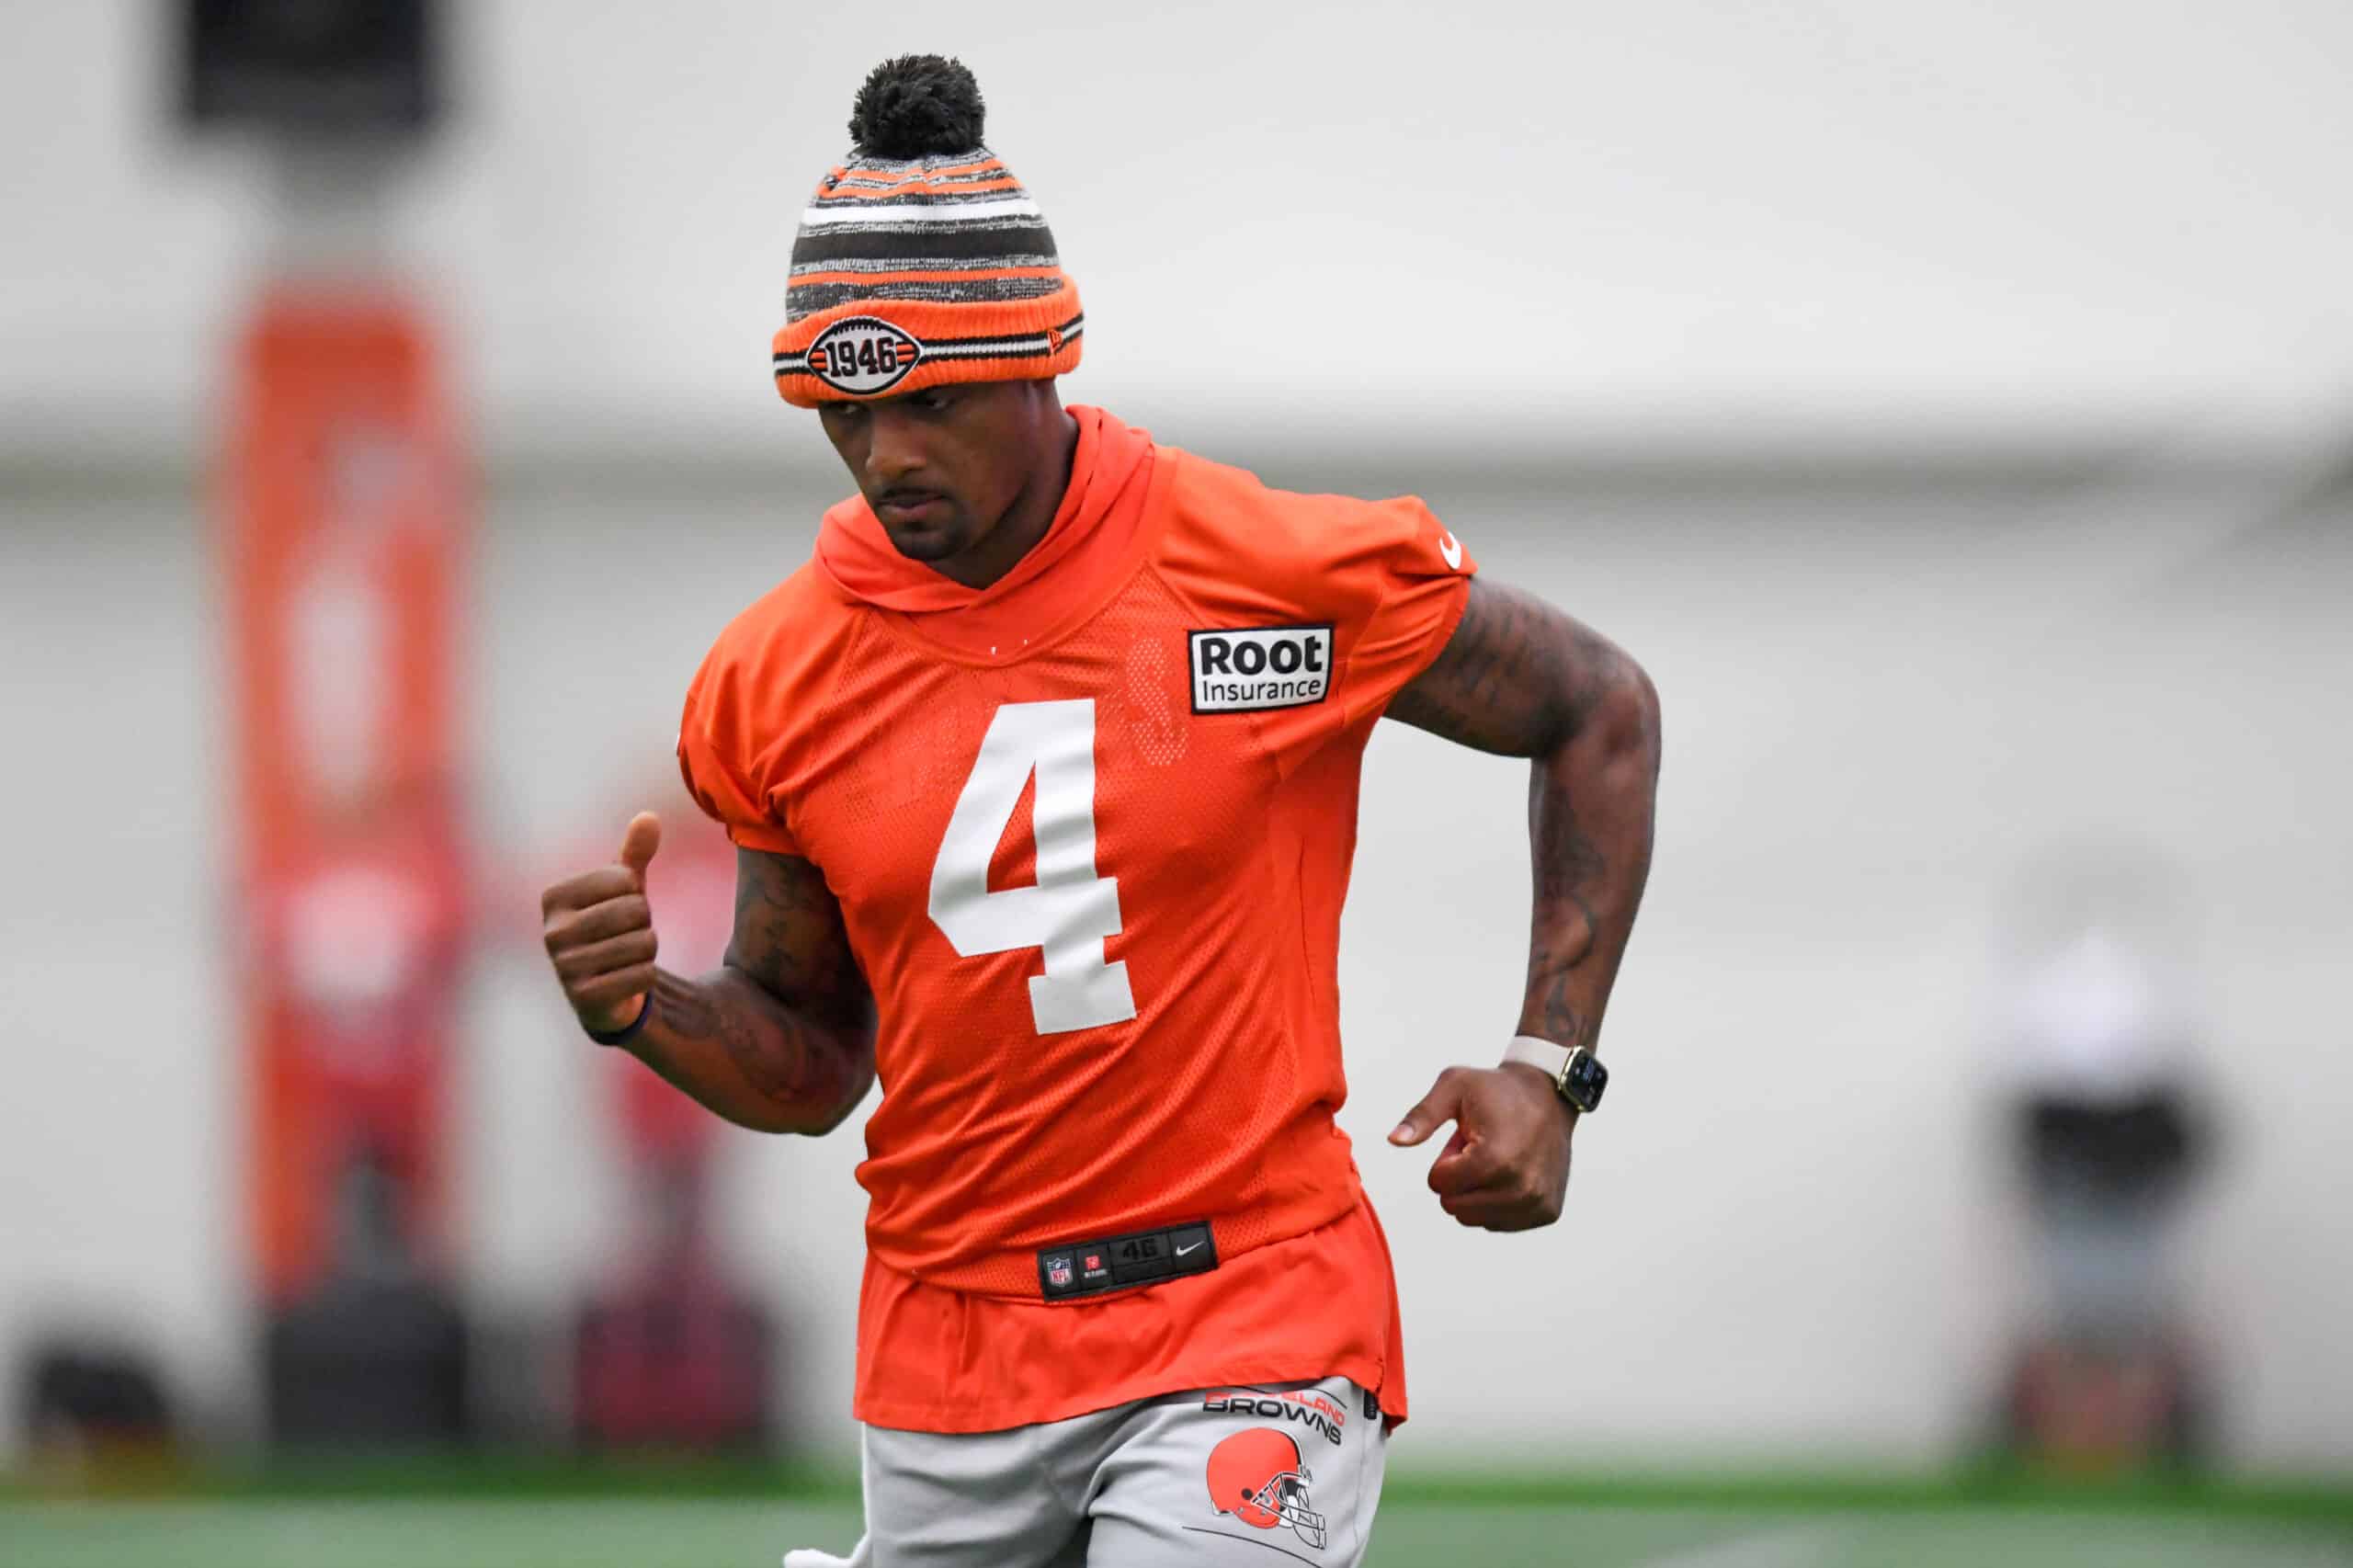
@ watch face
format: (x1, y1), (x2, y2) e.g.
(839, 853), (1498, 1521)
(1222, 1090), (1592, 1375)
(1563, 1050), (1608, 1111)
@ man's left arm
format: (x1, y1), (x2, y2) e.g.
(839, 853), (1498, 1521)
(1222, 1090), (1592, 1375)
(1381, 576), (1663, 1231)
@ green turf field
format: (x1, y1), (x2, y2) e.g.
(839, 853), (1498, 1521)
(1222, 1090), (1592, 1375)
(6, 1491), (2348, 1568)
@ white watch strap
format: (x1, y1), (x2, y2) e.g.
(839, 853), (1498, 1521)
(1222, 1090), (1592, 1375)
(1502, 1034), (1572, 1080)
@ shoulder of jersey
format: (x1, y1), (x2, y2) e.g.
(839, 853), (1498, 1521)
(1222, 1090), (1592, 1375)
(695, 559), (857, 695)
(1161, 448), (1385, 593)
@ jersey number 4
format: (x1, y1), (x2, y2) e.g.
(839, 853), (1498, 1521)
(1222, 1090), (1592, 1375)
(928, 699), (1137, 1035)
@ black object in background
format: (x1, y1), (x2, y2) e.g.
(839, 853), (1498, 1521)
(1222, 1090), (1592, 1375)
(18, 1340), (176, 1454)
(262, 1146), (472, 1447)
(2018, 1087), (2207, 1203)
(265, 1278), (470, 1447)
(181, 0), (441, 136)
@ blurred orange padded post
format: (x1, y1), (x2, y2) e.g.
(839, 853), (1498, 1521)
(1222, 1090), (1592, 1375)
(221, 285), (471, 1303)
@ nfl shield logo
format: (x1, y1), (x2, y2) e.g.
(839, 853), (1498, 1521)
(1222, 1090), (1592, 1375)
(1047, 1256), (1074, 1288)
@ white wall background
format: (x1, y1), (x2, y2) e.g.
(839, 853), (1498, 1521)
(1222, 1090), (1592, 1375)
(3, 0), (2352, 460)
(2, 0), (2350, 1474)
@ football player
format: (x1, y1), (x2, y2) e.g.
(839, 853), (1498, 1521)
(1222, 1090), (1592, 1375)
(539, 55), (1660, 1568)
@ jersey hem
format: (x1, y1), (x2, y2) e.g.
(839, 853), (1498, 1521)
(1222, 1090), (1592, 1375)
(866, 1182), (1359, 1299)
(851, 1352), (1402, 1437)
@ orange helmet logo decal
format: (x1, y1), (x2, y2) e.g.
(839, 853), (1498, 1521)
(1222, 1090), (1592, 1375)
(1205, 1426), (1328, 1551)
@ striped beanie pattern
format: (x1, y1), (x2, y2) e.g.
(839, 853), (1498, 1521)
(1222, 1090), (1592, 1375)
(771, 56), (1083, 408)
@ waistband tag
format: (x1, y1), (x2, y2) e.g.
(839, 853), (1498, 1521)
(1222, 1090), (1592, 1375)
(1037, 1221), (1217, 1301)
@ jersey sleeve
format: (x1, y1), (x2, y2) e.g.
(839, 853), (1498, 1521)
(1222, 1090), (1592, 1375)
(676, 636), (803, 857)
(1223, 485), (1477, 772)
(1326, 493), (1477, 726)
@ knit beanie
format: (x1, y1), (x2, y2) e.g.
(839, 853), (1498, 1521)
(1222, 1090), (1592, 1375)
(770, 56), (1083, 407)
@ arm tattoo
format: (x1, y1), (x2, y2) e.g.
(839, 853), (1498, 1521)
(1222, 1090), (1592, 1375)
(1388, 577), (1661, 1055)
(712, 848), (875, 1115)
(725, 848), (867, 1031)
(651, 964), (866, 1116)
(626, 848), (875, 1133)
(1529, 788), (1606, 1049)
(1385, 579), (1634, 759)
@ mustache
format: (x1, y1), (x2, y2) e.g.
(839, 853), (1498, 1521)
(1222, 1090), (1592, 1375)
(875, 484), (948, 507)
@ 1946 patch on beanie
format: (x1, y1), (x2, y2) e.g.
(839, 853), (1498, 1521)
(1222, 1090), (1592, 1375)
(770, 56), (1083, 407)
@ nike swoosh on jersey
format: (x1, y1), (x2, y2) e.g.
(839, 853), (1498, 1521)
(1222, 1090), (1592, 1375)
(1438, 530), (1463, 570)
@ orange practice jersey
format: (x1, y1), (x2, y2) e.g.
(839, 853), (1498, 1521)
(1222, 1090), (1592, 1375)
(678, 406), (1474, 1431)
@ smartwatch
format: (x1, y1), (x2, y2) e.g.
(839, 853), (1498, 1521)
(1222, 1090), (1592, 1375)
(1502, 1034), (1608, 1114)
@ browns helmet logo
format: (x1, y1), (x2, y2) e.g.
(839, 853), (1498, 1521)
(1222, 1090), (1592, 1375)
(1205, 1427), (1326, 1551)
(806, 316), (924, 395)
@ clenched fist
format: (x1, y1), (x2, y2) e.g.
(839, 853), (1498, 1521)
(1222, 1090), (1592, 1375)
(540, 811), (664, 1036)
(1388, 1063), (1576, 1232)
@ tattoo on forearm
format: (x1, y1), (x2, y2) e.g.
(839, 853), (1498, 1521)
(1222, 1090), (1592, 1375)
(654, 973), (721, 1040)
(1531, 788), (1605, 972)
(1536, 974), (1591, 1051)
(651, 966), (790, 1100)
(1389, 577), (1661, 1054)
(1527, 790), (1607, 1051)
(655, 967), (820, 1108)
(635, 849), (875, 1128)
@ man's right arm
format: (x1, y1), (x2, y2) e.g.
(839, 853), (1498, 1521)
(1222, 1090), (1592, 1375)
(541, 816), (876, 1135)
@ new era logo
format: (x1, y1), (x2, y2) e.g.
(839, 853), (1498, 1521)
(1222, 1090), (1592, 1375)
(1189, 625), (1334, 714)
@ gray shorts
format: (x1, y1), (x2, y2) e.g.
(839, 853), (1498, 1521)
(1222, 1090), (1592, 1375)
(784, 1375), (1389, 1567)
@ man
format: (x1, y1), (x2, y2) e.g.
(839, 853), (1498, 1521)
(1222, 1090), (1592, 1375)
(540, 55), (1660, 1567)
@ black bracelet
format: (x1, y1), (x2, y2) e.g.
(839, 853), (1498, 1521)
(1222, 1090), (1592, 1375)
(585, 993), (655, 1047)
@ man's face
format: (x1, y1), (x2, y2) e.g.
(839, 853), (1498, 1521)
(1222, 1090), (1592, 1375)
(816, 379), (1058, 567)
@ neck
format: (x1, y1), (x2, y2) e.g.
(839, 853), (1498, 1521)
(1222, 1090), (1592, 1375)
(932, 408), (1080, 590)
